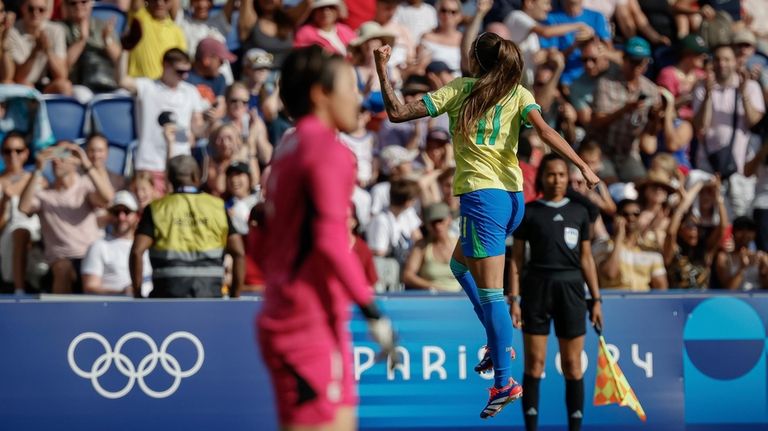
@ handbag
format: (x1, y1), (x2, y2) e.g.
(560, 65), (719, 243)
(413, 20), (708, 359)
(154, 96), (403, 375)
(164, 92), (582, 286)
(706, 88), (739, 180)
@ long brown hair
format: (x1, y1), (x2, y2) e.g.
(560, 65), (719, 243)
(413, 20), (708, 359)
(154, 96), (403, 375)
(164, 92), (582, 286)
(455, 33), (524, 140)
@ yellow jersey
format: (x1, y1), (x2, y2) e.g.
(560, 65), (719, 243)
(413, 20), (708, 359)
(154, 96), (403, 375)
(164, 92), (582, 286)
(422, 77), (540, 195)
(127, 8), (187, 79)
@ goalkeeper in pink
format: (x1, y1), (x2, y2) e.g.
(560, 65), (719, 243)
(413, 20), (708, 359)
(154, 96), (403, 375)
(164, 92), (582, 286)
(256, 45), (396, 431)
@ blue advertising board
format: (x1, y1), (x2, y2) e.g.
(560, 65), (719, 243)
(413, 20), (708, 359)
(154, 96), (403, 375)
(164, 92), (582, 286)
(0, 293), (765, 431)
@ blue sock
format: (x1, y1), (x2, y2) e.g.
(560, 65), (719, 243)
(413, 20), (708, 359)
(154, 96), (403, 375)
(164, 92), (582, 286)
(479, 287), (514, 388)
(450, 258), (485, 326)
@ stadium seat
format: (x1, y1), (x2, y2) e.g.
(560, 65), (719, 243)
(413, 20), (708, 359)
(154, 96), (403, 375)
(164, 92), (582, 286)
(91, 3), (126, 35)
(42, 95), (87, 142)
(89, 94), (136, 148)
(105, 142), (133, 176)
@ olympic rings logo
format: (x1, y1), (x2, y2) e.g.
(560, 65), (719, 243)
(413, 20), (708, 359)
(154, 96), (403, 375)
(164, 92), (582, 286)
(67, 331), (205, 399)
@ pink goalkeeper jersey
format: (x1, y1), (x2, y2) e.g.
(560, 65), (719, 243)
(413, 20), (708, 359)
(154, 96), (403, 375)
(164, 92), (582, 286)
(257, 116), (374, 349)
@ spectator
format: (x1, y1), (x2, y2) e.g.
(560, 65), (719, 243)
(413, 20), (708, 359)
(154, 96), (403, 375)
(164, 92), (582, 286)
(120, 48), (208, 195)
(394, 0), (436, 43)
(744, 0), (768, 51)
(241, 48), (274, 112)
(85, 133), (126, 192)
(81, 191), (152, 296)
(343, 0), (375, 30)
(176, 0), (227, 58)
(663, 178), (727, 289)
(592, 36), (660, 183)
(122, 0), (187, 79)
(577, 140), (617, 185)
(129, 171), (158, 212)
(568, 38), (615, 127)
(421, 127), (453, 172)
(221, 82), (272, 169)
(18, 141), (114, 293)
(374, 0), (416, 73)
(745, 136), (768, 252)
(607, 0), (672, 46)
(187, 37), (236, 120)
(692, 44), (765, 178)
(644, 89), (695, 170)
(130, 154), (245, 298)
(7, 0), (70, 94)
(713, 215), (768, 290)
(425, 60), (454, 89)
(377, 75), (448, 151)
(62, 0), (121, 101)
(538, 0), (612, 87)
(635, 168), (677, 252)
(367, 178), (422, 274)
(0, 1), (15, 83)
(732, 28), (768, 101)
(595, 199), (668, 291)
(243, 204), (265, 292)
(402, 202), (461, 292)
(340, 105), (379, 188)
(436, 167), (459, 237)
(224, 161), (259, 235)
(0, 131), (41, 293)
(569, 164), (612, 243)
(656, 34), (708, 120)
(238, 0), (310, 69)
(637, 0), (679, 43)
(204, 0), (241, 53)
(205, 123), (255, 196)
(417, 0), (463, 74)
(349, 21), (397, 105)
(293, 0), (355, 55)
(504, 0), (594, 88)
(371, 144), (417, 215)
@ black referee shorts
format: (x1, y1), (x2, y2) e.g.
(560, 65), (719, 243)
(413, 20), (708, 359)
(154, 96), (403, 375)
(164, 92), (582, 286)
(520, 271), (587, 339)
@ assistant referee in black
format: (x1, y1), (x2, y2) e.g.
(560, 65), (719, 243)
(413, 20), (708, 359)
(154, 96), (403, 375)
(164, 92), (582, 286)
(508, 153), (603, 431)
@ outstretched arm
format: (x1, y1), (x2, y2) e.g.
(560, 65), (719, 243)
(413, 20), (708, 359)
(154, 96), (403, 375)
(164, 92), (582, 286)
(528, 109), (600, 188)
(374, 45), (429, 123)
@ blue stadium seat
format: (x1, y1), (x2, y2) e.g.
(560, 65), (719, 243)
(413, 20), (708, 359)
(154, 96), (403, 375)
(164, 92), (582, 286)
(89, 94), (136, 148)
(42, 95), (87, 142)
(106, 142), (136, 176)
(91, 3), (126, 35)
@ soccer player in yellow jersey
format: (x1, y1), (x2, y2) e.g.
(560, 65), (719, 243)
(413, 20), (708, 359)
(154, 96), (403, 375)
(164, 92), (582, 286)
(375, 31), (599, 419)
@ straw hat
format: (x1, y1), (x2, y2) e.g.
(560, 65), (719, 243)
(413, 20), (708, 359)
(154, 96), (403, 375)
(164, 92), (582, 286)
(309, 0), (348, 19)
(349, 21), (396, 47)
(636, 168), (676, 194)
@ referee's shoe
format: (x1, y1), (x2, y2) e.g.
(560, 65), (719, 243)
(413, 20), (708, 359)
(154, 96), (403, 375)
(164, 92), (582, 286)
(480, 378), (523, 419)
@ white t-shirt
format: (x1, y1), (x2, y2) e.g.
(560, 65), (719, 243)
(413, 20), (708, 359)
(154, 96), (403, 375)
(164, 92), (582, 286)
(753, 162), (768, 210)
(504, 11), (539, 88)
(583, 0), (627, 21)
(135, 78), (208, 171)
(394, 3), (437, 42)
(366, 208), (422, 255)
(81, 237), (153, 294)
(340, 131), (376, 185)
(353, 186), (372, 231)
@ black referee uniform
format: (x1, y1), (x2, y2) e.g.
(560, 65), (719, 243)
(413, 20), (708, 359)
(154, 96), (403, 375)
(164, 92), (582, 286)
(513, 197), (591, 338)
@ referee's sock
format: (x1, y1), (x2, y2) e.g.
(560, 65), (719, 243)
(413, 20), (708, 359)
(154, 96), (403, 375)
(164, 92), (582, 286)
(522, 374), (541, 431)
(566, 378), (584, 431)
(478, 287), (513, 388)
(450, 258), (485, 326)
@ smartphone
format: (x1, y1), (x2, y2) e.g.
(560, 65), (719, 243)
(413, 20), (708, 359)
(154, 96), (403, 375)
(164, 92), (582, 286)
(52, 146), (69, 159)
(174, 128), (189, 144)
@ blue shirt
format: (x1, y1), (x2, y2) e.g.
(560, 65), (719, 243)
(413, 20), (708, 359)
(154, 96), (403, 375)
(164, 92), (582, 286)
(539, 8), (611, 86)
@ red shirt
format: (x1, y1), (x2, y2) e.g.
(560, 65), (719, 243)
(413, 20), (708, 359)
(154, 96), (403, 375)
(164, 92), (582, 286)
(244, 227), (264, 288)
(343, 0), (375, 30)
(257, 116), (374, 348)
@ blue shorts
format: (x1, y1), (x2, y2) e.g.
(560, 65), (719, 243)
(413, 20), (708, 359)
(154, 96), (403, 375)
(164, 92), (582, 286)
(459, 189), (525, 258)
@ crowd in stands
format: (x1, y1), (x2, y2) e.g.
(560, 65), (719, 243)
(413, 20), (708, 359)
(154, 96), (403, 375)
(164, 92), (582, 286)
(0, 0), (766, 296)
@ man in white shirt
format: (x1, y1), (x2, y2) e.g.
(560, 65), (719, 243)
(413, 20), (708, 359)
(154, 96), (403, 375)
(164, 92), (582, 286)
(120, 48), (208, 195)
(394, 0), (437, 42)
(82, 191), (153, 296)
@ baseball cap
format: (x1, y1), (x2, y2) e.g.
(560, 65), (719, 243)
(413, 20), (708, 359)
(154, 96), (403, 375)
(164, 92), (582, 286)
(679, 34), (708, 55)
(624, 36), (651, 60)
(244, 48), (274, 69)
(110, 190), (138, 212)
(423, 202), (451, 223)
(196, 37), (237, 62)
(733, 29), (757, 46)
(226, 161), (251, 176)
(362, 92), (385, 114)
(426, 128), (450, 143)
(380, 145), (417, 174)
(426, 61), (453, 75)
(401, 75), (431, 96)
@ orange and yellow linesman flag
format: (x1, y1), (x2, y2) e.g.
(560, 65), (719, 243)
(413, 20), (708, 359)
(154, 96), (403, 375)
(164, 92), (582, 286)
(593, 335), (647, 422)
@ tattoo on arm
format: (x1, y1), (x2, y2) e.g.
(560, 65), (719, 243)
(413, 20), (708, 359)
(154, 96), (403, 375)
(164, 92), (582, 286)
(378, 69), (428, 123)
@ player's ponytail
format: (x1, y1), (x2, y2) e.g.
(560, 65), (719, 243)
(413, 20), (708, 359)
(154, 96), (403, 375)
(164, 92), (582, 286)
(455, 34), (524, 141)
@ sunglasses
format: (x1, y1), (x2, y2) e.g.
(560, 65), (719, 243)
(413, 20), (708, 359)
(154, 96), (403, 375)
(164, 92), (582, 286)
(175, 68), (190, 76)
(228, 98), (248, 105)
(439, 8), (459, 14)
(109, 208), (133, 216)
(2, 148), (26, 155)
